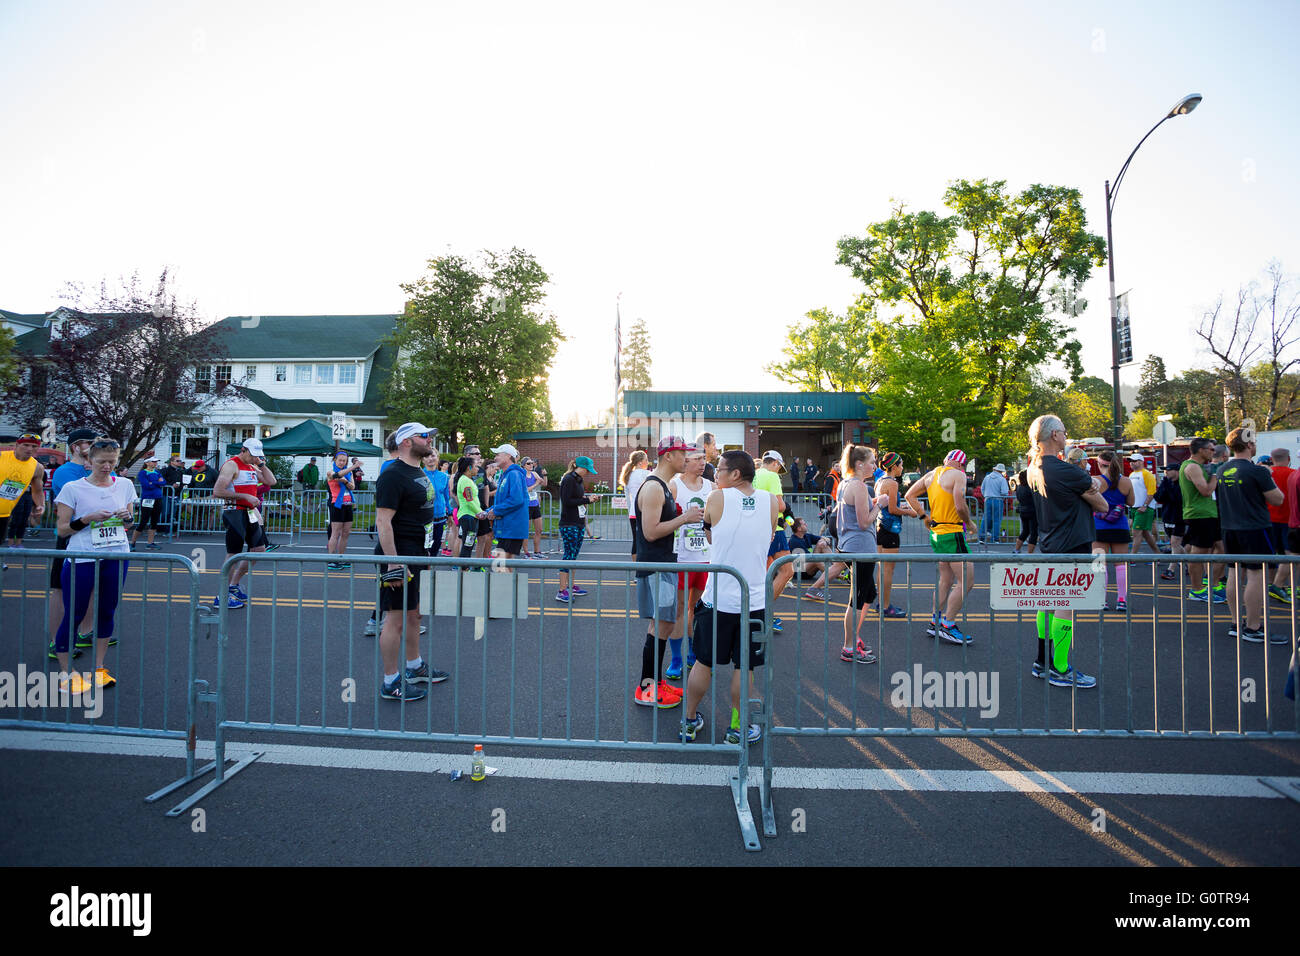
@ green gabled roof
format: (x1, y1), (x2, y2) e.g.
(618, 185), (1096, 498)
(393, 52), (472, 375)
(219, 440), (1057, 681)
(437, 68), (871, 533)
(238, 387), (326, 414)
(12, 325), (50, 356)
(210, 314), (398, 360)
(0, 309), (48, 328)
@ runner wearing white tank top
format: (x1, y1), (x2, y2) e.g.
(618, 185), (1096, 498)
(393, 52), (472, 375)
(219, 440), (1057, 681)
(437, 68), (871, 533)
(681, 451), (778, 745)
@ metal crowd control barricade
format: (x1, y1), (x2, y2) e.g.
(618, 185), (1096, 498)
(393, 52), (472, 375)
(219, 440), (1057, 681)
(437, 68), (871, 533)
(0, 546), (213, 802)
(784, 493), (831, 533)
(755, 551), (1300, 837)
(578, 492), (631, 541)
(171, 553), (764, 849)
(295, 488), (330, 540)
(174, 488), (224, 537)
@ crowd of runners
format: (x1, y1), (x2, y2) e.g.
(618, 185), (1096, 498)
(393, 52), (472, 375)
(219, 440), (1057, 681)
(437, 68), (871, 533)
(5, 414), (1297, 727)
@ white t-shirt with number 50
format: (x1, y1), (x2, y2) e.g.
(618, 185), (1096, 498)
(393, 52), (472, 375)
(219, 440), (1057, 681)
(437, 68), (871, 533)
(56, 476), (138, 563)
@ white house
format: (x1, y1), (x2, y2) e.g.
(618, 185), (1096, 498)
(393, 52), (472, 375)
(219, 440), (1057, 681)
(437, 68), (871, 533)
(167, 314), (400, 479)
(5, 309), (409, 478)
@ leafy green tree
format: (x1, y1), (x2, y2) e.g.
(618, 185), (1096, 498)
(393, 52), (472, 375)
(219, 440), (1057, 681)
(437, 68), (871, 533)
(766, 299), (882, 392)
(0, 325), (19, 397)
(868, 324), (996, 469)
(827, 178), (1104, 460)
(1124, 407), (1165, 442)
(5, 269), (229, 469)
(1135, 355), (1169, 411)
(1165, 369), (1223, 439)
(385, 248), (563, 450)
(836, 179), (1104, 431)
(621, 318), (653, 391)
(1059, 384), (1113, 439)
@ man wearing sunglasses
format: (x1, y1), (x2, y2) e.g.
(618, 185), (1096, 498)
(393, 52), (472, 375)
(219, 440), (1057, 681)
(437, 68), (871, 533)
(0, 432), (47, 550)
(211, 438), (276, 609)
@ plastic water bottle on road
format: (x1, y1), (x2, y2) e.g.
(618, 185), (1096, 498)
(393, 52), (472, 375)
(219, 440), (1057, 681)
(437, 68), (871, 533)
(471, 744), (485, 781)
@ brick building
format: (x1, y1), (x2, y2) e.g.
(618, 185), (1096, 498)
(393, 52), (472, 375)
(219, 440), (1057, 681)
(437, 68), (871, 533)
(513, 390), (872, 491)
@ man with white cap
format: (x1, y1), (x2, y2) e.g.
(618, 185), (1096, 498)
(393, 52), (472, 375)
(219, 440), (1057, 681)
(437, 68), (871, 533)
(1127, 452), (1160, 555)
(211, 438), (276, 609)
(753, 450), (791, 631)
(482, 443), (529, 558)
(979, 463), (1010, 545)
(374, 422), (447, 701)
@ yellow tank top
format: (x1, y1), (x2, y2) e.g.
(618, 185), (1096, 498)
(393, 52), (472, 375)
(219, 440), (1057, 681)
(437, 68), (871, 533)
(928, 465), (963, 534)
(0, 450), (38, 518)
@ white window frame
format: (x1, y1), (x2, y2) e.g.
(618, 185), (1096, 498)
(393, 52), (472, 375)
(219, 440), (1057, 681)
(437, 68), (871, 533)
(295, 365), (312, 385)
(245, 365), (257, 382)
(316, 364), (335, 385)
(275, 365), (287, 382)
(360, 428), (374, 444)
(339, 364), (356, 385)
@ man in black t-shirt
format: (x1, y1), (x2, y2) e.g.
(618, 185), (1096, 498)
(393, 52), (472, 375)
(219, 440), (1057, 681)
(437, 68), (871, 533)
(1218, 426), (1285, 643)
(1025, 415), (1109, 690)
(375, 422), (448, 702)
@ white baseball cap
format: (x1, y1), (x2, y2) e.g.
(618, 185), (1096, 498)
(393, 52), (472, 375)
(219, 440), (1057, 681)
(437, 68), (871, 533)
(762, 450), (786, 469)
(242, 438), (264, 457)
(1128, 452), (1145, 462)
(393, 422), (433, 445)
(491, 443), (519, 459)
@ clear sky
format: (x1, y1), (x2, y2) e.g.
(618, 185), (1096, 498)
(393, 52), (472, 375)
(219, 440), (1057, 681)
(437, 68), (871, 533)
(3, 0), (1297, 426)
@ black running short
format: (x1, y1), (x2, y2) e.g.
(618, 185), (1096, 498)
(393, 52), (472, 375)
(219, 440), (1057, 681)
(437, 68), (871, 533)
(376, 541), (424, 612)
(1183, 516), (1222, 549)
(691, 605), (766, 669)
(1223, 528), (1274, 571)
(1268, 522), (1288, 568)
(1095, 528), (1132, 544)
(496, 538), (523, 556)
(528, 504), (541, 521)
(1288, 528), (1300, 555)
(222, 509), (268, 553)
(876, 528), (900, 550)
(329, 504), (354, 524)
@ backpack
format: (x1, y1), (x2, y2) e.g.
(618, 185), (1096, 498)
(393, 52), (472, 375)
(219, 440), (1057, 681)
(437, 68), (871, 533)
(295, 468), (304, 482)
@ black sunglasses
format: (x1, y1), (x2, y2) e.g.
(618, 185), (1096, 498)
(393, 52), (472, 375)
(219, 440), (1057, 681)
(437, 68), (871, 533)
(90, 439), (120, 450)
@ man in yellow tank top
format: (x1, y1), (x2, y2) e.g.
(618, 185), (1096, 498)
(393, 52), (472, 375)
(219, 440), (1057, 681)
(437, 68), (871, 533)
(0, 433), (47, 545)
(905, 449), (976, 644)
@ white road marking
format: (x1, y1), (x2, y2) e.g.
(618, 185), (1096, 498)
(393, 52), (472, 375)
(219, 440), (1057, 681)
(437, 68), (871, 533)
(0, 730), (1292, 798)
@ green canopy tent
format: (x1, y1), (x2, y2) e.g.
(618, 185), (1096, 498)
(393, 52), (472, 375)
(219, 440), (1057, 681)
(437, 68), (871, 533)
(224, 419), (384, 458)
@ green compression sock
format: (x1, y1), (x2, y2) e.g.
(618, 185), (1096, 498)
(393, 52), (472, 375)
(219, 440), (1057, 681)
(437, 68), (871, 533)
(1049, 615), (1074, 672)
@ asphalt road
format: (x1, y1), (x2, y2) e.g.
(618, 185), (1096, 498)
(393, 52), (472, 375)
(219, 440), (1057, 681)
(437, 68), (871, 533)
(2, 532), (1298, 864)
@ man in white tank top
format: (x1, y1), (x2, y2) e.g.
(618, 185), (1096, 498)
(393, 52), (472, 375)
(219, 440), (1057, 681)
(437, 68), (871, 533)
(680, 450), (778, 745)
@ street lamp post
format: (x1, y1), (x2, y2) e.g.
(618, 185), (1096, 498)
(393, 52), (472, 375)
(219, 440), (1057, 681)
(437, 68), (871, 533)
(1104, 92), (1202, 448)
